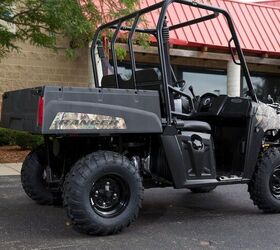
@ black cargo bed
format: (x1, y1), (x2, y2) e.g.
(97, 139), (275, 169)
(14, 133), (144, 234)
(1, 86), (162, 135)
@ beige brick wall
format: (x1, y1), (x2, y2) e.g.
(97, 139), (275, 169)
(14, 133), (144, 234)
(0, 40), (89, 108)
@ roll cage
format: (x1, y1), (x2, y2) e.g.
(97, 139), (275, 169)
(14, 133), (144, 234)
(90, 0), (258, 125)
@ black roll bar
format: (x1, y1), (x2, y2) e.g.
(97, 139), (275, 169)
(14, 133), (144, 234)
(169, 12), (219, 31)
(91, 0), (258, 124)
(128, 14), (140, 88)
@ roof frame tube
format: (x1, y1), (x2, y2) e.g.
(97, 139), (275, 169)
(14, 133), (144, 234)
(173, 0), (257, 102)
(128, 14), (140, 89)
(90, 1), (164, 88)
(169, 12), (219, 31)
(117, 26), (156, 35)
(157, 0), (173, 125)
(111, 21), (123, 88)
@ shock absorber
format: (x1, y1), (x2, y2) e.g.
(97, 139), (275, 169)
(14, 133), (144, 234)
(162, 17), (170, 43)
(162, 17), (172, 86)
(162, 17), (175, 115)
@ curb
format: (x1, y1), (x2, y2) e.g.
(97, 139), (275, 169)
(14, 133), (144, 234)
(0, 163), (22, 176)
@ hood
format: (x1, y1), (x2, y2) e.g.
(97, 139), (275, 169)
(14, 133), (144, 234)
(255, 102), (280, 131)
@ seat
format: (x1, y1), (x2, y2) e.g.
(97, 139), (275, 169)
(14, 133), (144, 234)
(179, 120), (211, 133)
(101, 68), (162, 90)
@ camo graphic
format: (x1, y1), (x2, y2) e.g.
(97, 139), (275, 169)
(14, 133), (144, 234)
(50, 112), (127, 130)
(256, 102), (280, 131)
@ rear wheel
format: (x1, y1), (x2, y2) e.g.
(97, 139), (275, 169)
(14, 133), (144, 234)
(248, 148), (280, 213)
(21, 146), (55, 205)
(189, 185), (217, 193)
(63, 151), (143, 235)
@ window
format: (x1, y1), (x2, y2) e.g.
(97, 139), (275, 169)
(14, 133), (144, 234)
(242, 74), (280, 103)
(179, 68), (227, 96)
(116, 61), (228, 96)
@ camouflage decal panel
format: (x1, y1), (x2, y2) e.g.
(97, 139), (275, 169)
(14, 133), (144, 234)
(49, 112), (127, 130)
(256, 102), (280, 131)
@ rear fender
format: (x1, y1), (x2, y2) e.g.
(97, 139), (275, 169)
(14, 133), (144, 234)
(43, 101), (162, 134)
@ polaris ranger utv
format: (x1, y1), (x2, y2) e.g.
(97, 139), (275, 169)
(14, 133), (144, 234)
(1, 0), (280, 236)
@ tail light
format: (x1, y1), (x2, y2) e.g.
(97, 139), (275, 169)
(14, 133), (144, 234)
(37, 96), (44, 127)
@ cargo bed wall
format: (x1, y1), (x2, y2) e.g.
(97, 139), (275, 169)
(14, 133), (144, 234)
(1, 88), (42, 133)
(1, 86), (162, 135)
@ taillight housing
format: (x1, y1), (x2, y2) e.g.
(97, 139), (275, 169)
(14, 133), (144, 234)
(37, 96), (44, 128)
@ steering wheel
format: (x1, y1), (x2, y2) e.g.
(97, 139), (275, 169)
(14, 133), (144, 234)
(198, 93), (218, 112)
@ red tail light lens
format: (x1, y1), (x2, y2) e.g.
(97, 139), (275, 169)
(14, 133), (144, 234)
(38, 96), (44, 127)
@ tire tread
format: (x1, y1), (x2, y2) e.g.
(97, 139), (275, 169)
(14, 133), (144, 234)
(21, 146), (53, 205)
(63, 150), (144, 235)
(248, 147), (280, 213)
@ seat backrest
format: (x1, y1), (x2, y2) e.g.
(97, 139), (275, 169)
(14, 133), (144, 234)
(135, 68), (161, 83)
(101, 68), (162, 90)
(101, 68), (165, 116)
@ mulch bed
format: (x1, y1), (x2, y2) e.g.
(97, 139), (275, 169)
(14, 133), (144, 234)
(0, 146), (30, 163)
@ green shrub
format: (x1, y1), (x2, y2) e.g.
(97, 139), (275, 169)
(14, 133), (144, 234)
(0, 127), (43, 150)
(15, 132), (43, 150)
(0, 127), (17, 146)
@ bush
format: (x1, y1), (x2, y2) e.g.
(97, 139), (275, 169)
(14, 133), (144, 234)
(15, 132), (43, 150)
(0, 127), (43, 150)
(0, 127), (17, 146)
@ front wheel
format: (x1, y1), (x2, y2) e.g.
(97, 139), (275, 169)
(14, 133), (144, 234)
(63, 151), (144, 235)
(248, 148), (280, 213)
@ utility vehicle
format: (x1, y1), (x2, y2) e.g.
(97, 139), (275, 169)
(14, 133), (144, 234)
(1, 0), (280, 236)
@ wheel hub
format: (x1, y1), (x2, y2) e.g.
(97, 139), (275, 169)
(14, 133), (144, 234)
(90, 175), (130, 217)
(270, 166), (280, 199)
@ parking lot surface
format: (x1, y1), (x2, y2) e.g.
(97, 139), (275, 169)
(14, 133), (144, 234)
(0, 176), (279, 250)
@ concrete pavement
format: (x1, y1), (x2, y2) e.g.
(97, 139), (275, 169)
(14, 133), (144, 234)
(0, 163), (21, 176)
(1, 165), (280, 249)
(1, 176), (280, 249)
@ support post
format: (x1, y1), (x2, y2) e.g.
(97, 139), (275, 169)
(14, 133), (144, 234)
(227, 59), (241, 97)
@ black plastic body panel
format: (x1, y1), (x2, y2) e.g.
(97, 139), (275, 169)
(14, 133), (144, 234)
(178, 132), (216, 180)
(1, 86), (162, 134)
(243, 104), (264, 179)
(161, 131), (216, 188)
(1, 87), (42, 133)
(161, 134), (186, 188)
(194, 96), (252, 123)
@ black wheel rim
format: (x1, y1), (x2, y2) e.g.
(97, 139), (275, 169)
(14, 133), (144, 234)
(89, 174), (130, 218)
(270, 166), (280, 199)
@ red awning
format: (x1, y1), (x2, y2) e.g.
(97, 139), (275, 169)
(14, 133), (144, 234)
(251, 0), (280, 8)
(140, 0), (280, 56)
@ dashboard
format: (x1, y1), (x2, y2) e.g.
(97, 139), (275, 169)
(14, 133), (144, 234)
(195, 94), (252, 120)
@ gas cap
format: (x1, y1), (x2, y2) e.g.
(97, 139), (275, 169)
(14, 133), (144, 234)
(191, 134), (204, 150)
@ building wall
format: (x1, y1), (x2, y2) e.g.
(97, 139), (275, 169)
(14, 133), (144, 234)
(0, 40), (89, 108)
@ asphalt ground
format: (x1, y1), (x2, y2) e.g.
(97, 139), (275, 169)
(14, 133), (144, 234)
(0, 175), (280, 250)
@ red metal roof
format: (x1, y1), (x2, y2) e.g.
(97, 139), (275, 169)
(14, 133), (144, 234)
(253, 0), (280, 7)
(140, 0), (280, 56)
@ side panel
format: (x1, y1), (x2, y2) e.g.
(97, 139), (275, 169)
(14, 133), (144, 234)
(161, 131), (216, 188)
(43, 86), (162, 134)
(161, 135), (187, 188)
(178, 132), (216, 180)
(43, 101), (162, 134)
(243, 116), (264, 179)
